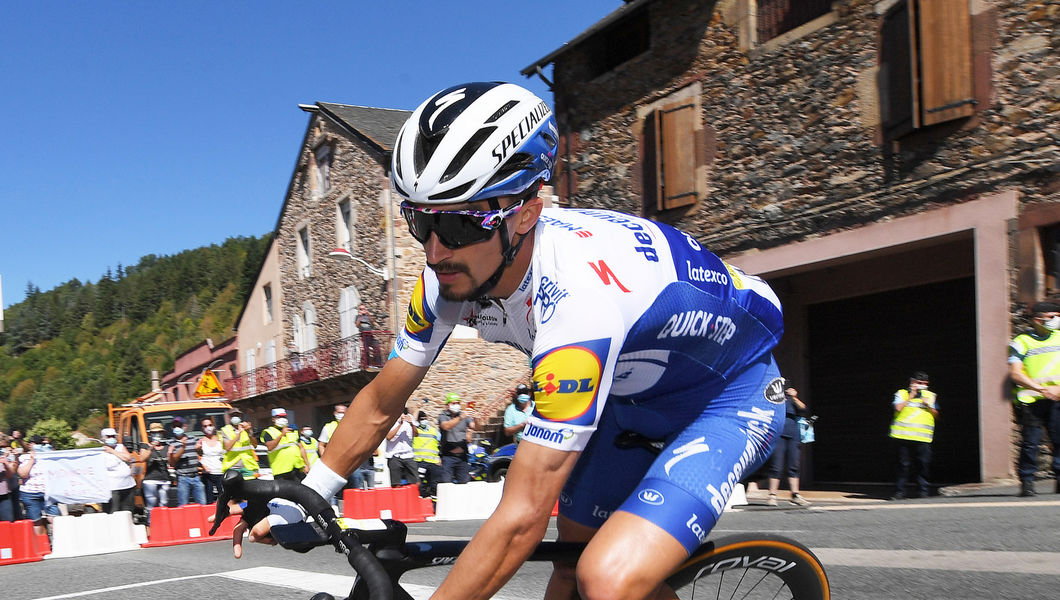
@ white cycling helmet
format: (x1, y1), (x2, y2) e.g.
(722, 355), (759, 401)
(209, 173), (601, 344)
(391, 82), (558, 205)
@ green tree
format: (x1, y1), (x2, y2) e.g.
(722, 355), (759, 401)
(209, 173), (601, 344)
(28, 418), (75, 450)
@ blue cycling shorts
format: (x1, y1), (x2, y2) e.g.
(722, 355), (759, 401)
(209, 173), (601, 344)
(558, 354), (784, 553)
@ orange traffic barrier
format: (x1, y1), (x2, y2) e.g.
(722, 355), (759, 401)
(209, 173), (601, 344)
(0, 520), (45, 566)
(142, 503), (231, 547)
(343, 485), (434, 523)
(35, 530), (51, 557)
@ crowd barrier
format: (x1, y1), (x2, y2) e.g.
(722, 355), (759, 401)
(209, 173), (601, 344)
(0, 520), (50, 565)
(726, 483), (748, 510)
(48, 511), (145, 558)
(342, 485), (433, 523)
(142, 503), (234, 547)
(433, 481), (503, 521)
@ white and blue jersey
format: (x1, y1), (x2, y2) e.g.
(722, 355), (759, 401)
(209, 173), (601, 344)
(393, 207), (785, 551)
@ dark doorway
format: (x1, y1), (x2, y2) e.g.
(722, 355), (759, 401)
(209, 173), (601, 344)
(806, 277), (979, 484)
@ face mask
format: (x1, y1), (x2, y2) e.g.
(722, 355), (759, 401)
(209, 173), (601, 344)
(419, 420), (429, 429)
(1043, 316), (1060, 330)
(302, 430), (313, 438)
(230, 416), (242, 426)
(203, 426), (215, 435)
(150, 435), (163, 443)
(449, 404), (461, 414)
(172, 428), (185, 437)
(104, 438), (118, 447)
(334, 413), (344, 421)
(276, 418), (289, 428)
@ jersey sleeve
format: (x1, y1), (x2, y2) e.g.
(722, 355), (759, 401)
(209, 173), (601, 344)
(390, 271), (458, 367)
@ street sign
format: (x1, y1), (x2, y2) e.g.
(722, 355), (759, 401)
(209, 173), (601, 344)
(194, 370), (225, 398)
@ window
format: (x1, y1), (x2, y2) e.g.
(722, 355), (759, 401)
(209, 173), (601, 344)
(337, 199), (355, 252)
(314, 145), (332, 195)
(584, 6), (650, 79)
(338, 285), (361, 338)
(642, 100), (701, 213)
(263, 284), (273, 324)
(301, 301), (318, 351)
(296, 226), (311, 278)
(879, 0), (975, 140)
(264, 339), (276, 365)
(756, 0), (832, 44)
(1041, 224), (1060, 299)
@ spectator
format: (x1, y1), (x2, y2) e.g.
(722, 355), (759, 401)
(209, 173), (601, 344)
(1008, 300), (1060, 497)
(0, 446), (15, 521)
(199, 418), (225, 503)
(889, 371), (939, 500)
(261, 408), (306, 482)
(766, 382), (811, 507)
(351, 453), (377, 490)
(413, 410), (443, 498)
(100, 428), (138, 514)
(142, 423), (172, 512)
(5, 432), (22, 520)
(220, 407), (259, 479)
(300, 426), (320, 468)
(438, 393), (482, 484)
(9, 429), (24, 451)
(317, 403), (346, 458)
(167, 422), (206, 506)
(39, 437), (54, 452)
(384, 408), (420, 487)
(16, 436), (51, 534)
(357, 305), (383, 367)
(503, 384), (535, 444)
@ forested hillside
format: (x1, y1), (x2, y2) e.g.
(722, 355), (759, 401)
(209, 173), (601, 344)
(0, 234), (271, 432)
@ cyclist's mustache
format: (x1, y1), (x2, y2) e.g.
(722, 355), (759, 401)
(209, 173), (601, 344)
(427, 261), (470, 277)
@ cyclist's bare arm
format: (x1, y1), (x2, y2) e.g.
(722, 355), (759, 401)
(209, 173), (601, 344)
(432, 441), (580, 600)
(238, 356), (429, 544)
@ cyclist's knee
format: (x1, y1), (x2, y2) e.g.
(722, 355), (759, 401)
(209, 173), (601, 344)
(576, 561), (641, 600)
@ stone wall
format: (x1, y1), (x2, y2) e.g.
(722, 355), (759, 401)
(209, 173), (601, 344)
(551, 0), (1060, 255)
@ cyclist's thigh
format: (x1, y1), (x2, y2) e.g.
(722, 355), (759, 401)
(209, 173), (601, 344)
(617, 354), (785, 552)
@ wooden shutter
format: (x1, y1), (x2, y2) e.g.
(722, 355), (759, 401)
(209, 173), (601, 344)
(757, 0), (832, 43)
(916, 0), (975, 126)
(657, 101), (698, 211)
(879, 0), (917, 139)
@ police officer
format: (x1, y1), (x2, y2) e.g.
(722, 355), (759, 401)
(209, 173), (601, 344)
(300, 426), (320, 467)
(889, 371), (939, 499)
(1009, 300), (1060, 497)
(413, 411), (443, 497)
(220, 407), (259, 479)
(261, 408), (307, 482)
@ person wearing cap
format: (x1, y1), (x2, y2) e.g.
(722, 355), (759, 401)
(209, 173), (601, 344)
(168, 421), (206, 506)
(220, 408), (259, 479)
(503, 384), (535, 444)
(142, 422), (173, 511)
(438, 393), (482, 484)
(889, 371), (939, 500)
(100, 428), (138, 513)
(261, 408), (307, 482)
(1009, 300), (1060, 496)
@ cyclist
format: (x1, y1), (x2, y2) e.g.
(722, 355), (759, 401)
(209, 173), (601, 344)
(232, 82), (786, 600)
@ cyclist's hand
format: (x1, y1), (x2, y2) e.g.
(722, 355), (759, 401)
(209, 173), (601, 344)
(206, 500), (264, 558)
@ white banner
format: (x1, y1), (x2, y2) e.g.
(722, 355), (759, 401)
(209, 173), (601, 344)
(36, 448), (112, 504)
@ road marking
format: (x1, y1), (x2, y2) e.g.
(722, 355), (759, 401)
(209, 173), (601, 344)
(31, 574), (216, 600)
(815, 548), (1060, 575)
(811, 499), (1060, 511)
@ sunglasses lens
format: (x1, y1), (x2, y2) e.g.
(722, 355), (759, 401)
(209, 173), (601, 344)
(401, 206), (496, 249)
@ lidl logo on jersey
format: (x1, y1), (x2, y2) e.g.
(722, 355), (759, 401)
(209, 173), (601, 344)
(405, 275), (435, 341)
(531, 340), (608, 424)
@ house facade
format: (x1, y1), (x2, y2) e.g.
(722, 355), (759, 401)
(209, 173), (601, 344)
(522, 0), (1060, 483)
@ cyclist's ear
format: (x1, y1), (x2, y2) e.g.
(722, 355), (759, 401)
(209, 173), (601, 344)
(513, 196), (544, 235)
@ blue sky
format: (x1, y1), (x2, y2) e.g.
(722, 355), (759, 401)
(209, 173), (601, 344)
(0, 1), (622, 310)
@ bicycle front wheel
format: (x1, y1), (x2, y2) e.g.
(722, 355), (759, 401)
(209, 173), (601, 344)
(666, 533), (829, 600)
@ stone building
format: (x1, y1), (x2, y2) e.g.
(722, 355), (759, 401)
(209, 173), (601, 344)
(231, 102), (530, 435)
(521, 0), (1060, 484)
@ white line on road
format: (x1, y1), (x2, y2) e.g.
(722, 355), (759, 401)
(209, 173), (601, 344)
(811, 499), (1060, 511)
(814, 548), (1060, 575)
(31, 574), (216, 600)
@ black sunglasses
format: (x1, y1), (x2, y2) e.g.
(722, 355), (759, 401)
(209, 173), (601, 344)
(400, 201), (523, 249)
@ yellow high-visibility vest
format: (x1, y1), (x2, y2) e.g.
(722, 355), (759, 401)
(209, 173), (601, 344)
(890, 389), (937, 443)
(303, 437), (319, 466)
(412, 425), (441, 465)
(221, 424), (259, 473)
(1011, 330), (1060, 404)
(262, 426), (306, 475)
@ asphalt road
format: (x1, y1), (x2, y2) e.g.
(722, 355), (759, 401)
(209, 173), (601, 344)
(6, 492), (1060, 599)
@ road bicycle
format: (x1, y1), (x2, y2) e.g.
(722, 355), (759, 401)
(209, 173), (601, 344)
(211, 471), (830, 600)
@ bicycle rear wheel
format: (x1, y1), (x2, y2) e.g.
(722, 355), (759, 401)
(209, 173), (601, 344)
(666, 533), (829, 600)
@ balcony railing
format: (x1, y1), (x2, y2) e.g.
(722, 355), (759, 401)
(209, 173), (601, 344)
(229, 331), (392, 401)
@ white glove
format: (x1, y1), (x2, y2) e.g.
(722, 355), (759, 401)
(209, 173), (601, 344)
(264, 461), (348, 528)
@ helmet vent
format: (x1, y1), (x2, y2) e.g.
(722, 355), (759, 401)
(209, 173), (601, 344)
(484, 152), (533, 189)
(428, 180), (476, 201)
(440, 126), (495, 183)
(414, 131), (444, 176)
(485, 100), (519, 124)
